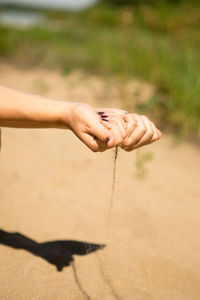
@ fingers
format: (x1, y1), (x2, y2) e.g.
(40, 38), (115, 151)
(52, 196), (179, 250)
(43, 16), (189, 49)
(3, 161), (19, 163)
(97, 112), (112, 130)
(84, 112), (128, 151)
(133, 115), (155, 148)
(150, 121), (160, 141)
(79, 132), (100, 152)
(98, 110), (137, 147)
(79, 132), (109, 152)
(121, 114), (146, 151)
(86, 120), (115, 150)
(98, 110), (162, 152)
(123, 113), (137, 137)
(100, 114), (127, 147)
(77, 123), (114, 152)
(99, 112), (128, 147)
(70, 104), (161, 153)
(70, 104), (114, 152)
(133, 116), (162, 148)
(121, 114), (162, 151)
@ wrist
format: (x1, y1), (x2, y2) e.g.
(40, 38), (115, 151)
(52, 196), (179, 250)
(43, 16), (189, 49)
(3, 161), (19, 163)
(59, 101), (77, 129)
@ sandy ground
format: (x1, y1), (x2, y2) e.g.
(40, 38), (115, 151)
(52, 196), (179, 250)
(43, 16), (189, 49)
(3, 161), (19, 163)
(0, 63), (200, 300)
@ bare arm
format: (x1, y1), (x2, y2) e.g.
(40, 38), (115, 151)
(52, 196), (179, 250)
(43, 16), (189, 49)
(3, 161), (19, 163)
(0, 85), (70, 128)
(0, 85), (118, 151)
(0, 85), (161, 152)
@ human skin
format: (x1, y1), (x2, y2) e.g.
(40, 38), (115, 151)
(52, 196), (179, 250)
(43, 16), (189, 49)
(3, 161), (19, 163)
(0, 85), (161, 152)
(97, 108), (162, 151)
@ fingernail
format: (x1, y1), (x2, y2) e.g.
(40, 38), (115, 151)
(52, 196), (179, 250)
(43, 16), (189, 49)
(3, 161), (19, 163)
(102, 118), (109, 122)
(105, 137), (110, 143)
(98, 112), (104, 115)
(101, 115), (108, 118)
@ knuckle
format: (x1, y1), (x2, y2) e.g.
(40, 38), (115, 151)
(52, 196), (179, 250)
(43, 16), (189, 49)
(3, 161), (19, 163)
(146, 130), (154, 139)
(140, 126), (147, 134)
(153, 133), (159, 141)
(131, 119), (137, 126)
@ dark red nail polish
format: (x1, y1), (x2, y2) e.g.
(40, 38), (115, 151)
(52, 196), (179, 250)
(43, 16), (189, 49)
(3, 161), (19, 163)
(102, 118), (109, 122)
(101, 115), (108, 118)
(98, 112), (104, 115)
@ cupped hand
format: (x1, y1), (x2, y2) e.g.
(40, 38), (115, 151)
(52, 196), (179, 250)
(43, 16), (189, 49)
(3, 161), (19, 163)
(121, 113), (162, 151)
(98, 111), (127, 148)
(97, 108), (162, 151)
(64, 103), (126, 152)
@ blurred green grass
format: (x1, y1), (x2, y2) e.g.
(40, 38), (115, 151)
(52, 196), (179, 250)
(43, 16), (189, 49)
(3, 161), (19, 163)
(0, 1), (200, 140)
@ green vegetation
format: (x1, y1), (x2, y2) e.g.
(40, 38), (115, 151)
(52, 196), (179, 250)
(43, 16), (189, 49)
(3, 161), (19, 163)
(0, 1), (200, 140)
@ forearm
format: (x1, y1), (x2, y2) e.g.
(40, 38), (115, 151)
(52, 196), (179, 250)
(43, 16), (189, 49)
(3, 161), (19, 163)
(0, 85), (72, 128)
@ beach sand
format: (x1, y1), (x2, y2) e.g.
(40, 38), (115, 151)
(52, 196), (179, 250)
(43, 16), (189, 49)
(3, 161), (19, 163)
(0, 63), (200, 300)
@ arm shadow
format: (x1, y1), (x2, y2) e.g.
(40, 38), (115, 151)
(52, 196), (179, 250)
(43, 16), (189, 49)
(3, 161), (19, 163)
(0, 229), (105, 271)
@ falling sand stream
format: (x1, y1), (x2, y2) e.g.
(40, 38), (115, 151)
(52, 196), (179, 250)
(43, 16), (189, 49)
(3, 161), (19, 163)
(96, 146), (122, 300)
(71, 147), (120, 300)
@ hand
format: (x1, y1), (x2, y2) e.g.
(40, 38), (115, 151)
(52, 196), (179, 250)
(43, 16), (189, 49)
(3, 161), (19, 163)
(98, 111), (127, 149)
(63, 103), (126, 152)
(97, 108), (162, 151)
(121, 113), (162, 151)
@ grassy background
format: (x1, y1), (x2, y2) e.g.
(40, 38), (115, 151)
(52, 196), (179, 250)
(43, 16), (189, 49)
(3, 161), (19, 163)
(0, 1), (200, 140)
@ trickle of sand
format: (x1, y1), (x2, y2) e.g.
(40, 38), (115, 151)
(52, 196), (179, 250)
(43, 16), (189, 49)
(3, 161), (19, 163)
(97, 146), (122, 300)
(105, 146), (119, 243)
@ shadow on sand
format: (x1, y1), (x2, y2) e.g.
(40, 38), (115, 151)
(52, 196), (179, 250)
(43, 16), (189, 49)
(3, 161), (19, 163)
(0, 229), (105, 271)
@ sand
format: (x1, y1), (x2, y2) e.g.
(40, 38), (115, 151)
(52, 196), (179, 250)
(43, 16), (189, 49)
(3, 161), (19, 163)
(0, 63), (200, 300)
